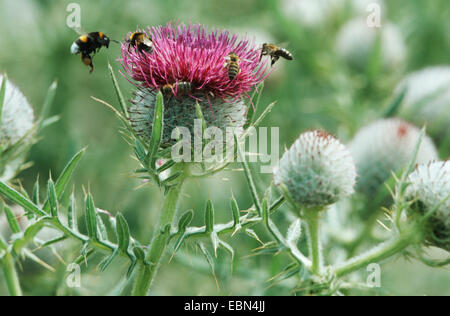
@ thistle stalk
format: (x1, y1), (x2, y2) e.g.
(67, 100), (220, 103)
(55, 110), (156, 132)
(0, 252), (23, 296)
(132, 165), (187, 296)
(304, 210), (323, 275)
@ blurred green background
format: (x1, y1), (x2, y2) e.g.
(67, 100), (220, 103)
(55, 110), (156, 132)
(0, 0), (449, 295)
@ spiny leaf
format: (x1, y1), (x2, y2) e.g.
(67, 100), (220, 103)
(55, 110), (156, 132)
(0, 181), (45, 217)
(197, 242), (218, 287)
(85, 194), (98, 240)
(211, 231), (219, 257)
(157, 159), (175, 173)
(67, 191), (76, 230)
(99, 248), (119, 272)
(383, 87), (407, 118)
(32, 176), (40, 206)
(245, 82), (264, 129)
(230, 193), (240, 227)
(108, 63), (129, 118)
(245, 228), (264, 245)
(0, 73), (7, 124)
(286, 219), (302, 244)
(42, 148), (86, 214)
(147, 91), (164, 170)
(250, 101), (276, 130)
(4, 206), (21, 234)
(236, 133), (262, 216)
(134, 139), (148, 165)
(116, 213), (131, 254)
(47, 178), (58, 217)
(177, 209), (194, 232)
(97, 213), (108, 240)
(205, 200), (214, 233)
(39, 81), (58, 129)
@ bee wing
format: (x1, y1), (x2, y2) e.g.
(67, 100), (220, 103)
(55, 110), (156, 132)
(72, 26), (86, 36)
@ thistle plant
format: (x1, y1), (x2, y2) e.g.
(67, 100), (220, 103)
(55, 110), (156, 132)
(0, 16), (448, 297)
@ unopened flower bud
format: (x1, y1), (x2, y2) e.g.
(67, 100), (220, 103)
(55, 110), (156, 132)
(274, 130), (357, 209)
(405, 161), (450, 251)
(350, 118), (438, 195)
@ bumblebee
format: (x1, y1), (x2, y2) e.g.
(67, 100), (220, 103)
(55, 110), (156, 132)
(71, 32), (111, 73)
(162, 81), (193, 96)
(224, 52), (241, 81)
(127, 32), (153, 54)
(260, 43), (293, 66)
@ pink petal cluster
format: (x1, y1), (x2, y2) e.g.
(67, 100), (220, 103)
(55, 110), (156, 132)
(120, 23), (269, 101)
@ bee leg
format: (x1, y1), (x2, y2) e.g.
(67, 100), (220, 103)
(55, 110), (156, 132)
(82, 53), (94, 73)
(271, 55), (279, 66)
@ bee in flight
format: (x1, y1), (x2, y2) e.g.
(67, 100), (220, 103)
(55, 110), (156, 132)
(71, 32), (112, 73)
(127, 32), (153, 54)
(224, 52), (241, 81)
(260, 43), (293, 66)
(162, 81), (193, 96)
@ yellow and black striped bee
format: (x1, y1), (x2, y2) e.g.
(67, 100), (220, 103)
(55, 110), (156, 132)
(127, 32), (153, 54)
(162, 81), (193, 96)
(71, 32), (111, 73)
(224, 52), (241, 81)
(260, 43), (293, 66)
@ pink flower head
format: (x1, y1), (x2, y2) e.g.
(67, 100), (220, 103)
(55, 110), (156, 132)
(120, 23), (269, 101)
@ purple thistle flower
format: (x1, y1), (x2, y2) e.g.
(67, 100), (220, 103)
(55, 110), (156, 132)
(120, 22), (268, 101)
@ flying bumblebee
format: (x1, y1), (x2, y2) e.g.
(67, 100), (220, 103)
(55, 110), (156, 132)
(260, 43), (293, 66)
(127, 32), (153, 54)
(224, 52), (241, 81)
(162, 81), (193, 96)
(71, 32), (112, 73)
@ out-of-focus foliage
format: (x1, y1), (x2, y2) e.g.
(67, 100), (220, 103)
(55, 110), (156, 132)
(0, 0), (449, 295)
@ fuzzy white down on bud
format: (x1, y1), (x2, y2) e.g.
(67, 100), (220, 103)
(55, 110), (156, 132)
(0, 74), (34, 146)
(274, 130), (357, 209)
(395, 66), (450, 132)
(335, 18), (406, 71)
(350, 118), (438, 195)
(129, 90), (247, 148)
(405, 161), (449, 251)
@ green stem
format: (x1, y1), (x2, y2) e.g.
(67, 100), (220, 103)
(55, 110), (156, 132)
(1, 253), (23, 296)
(132, 171), (186, 296)
(305, 211), (322, 275)
(335, 231), (413, 278)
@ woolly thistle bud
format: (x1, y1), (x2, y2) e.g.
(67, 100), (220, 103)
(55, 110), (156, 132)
(395, 66), (450, 135)
(350, 118), (438, 195)
(405, 161), (450, 251)
(335, 18), (406, 71)
(280, 0), (344, 27)
(274, 130), (357, 209)
(129, 89), (247, 147)
(0, 74), (34, 147)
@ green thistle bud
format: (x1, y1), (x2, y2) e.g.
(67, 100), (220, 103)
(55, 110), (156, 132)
(350, 118), (438, 195)
(405, 161), (450, 251)
(129, 90), (247, 148)
(274, 130), (357, 209)
(0, 74), (34, 147)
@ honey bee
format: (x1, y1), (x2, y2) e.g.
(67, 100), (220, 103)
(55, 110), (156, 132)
(127, 32), (153, 54)
(224, 52), (241, 81)
(71, 32), (111, 73)
(260, 43), (293, 66)
(162, 81), (193, 96)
